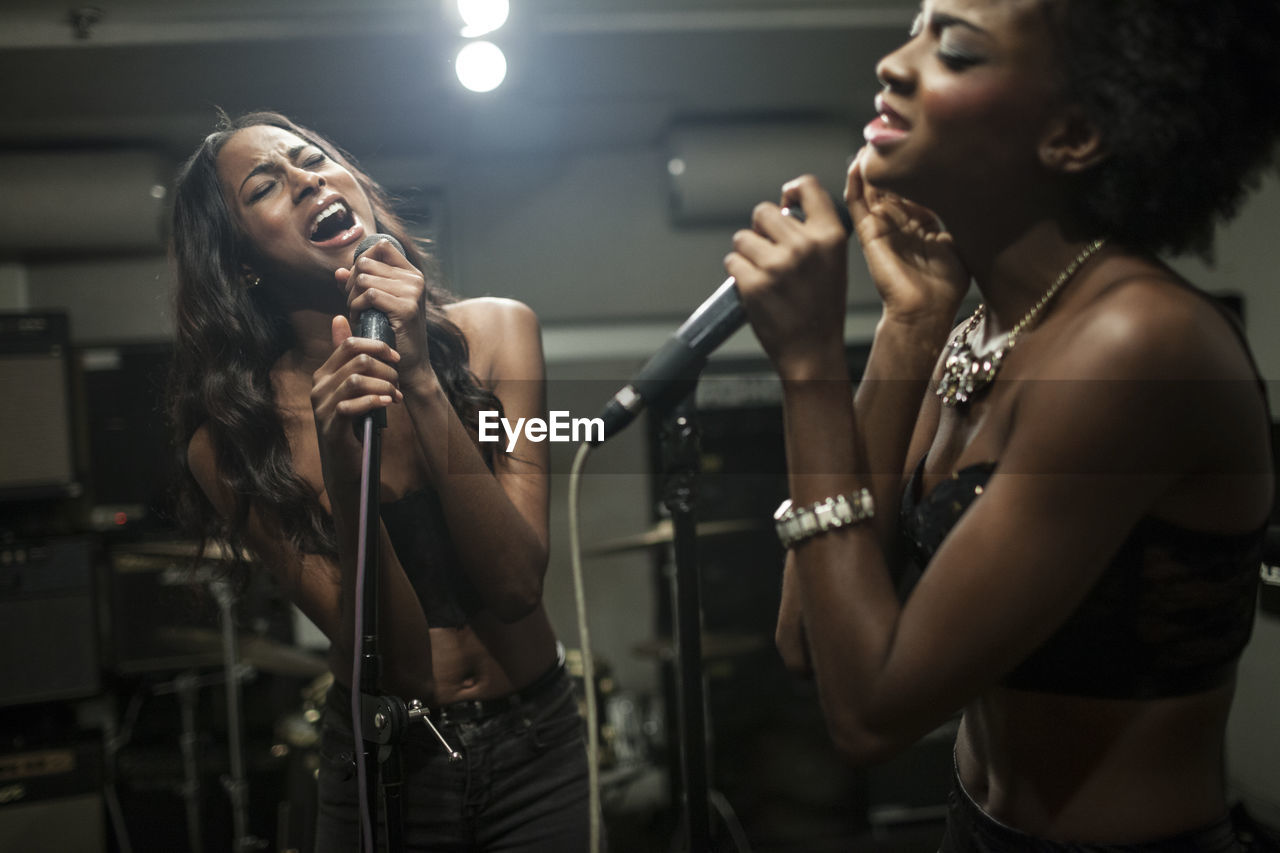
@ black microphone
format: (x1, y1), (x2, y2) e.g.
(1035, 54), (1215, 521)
(591, 202), (853, 445)
(350, 233), (404, 435)
(351, 233), (403, 350)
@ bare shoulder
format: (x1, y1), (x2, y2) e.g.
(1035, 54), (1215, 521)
(1020, 265), (1268, 488)
(186, 423), (245, 521)
(186, 425), (220, 498)
(447, 296), (540, 337)
(445, 297), (544, 383)
(1051, 267), (1256, 384)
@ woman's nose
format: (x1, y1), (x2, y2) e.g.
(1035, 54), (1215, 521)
(291, 168), (325, 203)
(875, 41), (916, 96)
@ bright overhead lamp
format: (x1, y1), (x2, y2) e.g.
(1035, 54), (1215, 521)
(455, 40), (507, 93)
(457, 0), (509, 38)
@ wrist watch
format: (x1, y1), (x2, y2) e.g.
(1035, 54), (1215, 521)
(773, 488), (875, 549)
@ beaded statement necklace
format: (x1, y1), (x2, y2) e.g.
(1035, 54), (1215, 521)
(936, 238), (1107, 408)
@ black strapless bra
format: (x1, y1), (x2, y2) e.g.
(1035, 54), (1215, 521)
(381, 487), (483, 629)
(898, 459), (1263, 698)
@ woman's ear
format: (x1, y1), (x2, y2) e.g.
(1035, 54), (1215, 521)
(1039, 106), (1108, 174)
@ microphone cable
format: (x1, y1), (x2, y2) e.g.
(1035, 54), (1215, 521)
(569, 436), (756, 853)
(352, 415), (377, 853)
(567, 440), (603, 853)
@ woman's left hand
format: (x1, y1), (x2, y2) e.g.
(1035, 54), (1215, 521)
(776, 551), (814, 677)
(335, 238), (436, 385)
(724, 174), (851, 381)
(846, 148), (967, 328)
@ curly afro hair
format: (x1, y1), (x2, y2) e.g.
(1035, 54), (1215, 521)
(1042, 0), (1280, 259)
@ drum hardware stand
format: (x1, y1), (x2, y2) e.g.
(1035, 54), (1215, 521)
(97, 690), (141, 853)
(151, 663), (255, 853)
(208, 577), (268, 852)
(353, 406), (461, 853)
(130, 572), (267, 853)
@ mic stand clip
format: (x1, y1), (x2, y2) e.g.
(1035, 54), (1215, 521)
(359, 691), (462, 761)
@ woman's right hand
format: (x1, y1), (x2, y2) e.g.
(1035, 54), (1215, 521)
(847, 147), (969, 326)
(310, 314), (403, 489)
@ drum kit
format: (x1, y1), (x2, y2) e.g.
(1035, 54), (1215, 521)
(104, 540), (327, 853)
(99, 513), (764, 851)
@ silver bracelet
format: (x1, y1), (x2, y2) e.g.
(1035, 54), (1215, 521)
(773, 488), (875, 550)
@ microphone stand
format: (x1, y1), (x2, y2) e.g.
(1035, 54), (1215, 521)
(354, 408), (389, 853)
(346, 244), (462, 852)
(656, 394), (712, 853)
(354, 408), (461, 853)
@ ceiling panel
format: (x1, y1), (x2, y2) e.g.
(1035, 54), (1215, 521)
(0, 0), (913, 162)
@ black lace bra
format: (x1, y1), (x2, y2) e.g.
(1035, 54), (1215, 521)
(898, 459), (1263, 698)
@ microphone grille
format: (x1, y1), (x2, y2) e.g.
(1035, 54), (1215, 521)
(352, 233), (405, 262)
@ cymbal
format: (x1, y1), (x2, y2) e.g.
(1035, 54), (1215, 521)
(631, 632), (766, 662)
(112, 539), (249, 567)
(158, 627), (329, 679)
(239, 635), (329, 679)
(585, 518), (764, 555)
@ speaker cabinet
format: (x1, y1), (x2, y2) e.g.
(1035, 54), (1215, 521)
(0, 536), (100, 708)
(77, 342), (175, 534)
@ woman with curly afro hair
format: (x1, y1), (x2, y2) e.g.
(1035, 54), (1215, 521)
(724, 1), (1280, 850)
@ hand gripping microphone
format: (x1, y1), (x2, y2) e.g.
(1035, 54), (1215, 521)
(351, 233), (404, 350)
(591, 202), (853, 445)
(350, 233), (404, 434)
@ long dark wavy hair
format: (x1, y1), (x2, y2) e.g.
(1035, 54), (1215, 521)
(167, 110), (503, 587)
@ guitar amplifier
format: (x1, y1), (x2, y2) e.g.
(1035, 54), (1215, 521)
(0, 312), (80, 502)
(0, 737), (105, 853)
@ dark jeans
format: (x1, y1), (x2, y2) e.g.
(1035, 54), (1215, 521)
(315, 668), (594, 852)
(940, 757), (1244, 853)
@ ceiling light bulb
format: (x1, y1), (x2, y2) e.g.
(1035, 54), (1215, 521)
(457, 0), (509, 38)
(455, 41), (507, 93)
